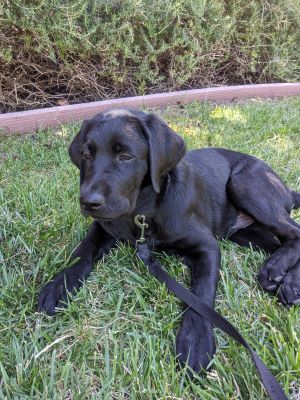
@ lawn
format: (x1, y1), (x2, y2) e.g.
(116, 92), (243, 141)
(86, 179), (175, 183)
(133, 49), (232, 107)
(0, 98), (299, 399)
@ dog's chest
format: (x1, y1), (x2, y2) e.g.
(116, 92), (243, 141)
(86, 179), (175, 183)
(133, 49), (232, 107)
(98, 219), (136, 243)
(98, 217), (165, 249)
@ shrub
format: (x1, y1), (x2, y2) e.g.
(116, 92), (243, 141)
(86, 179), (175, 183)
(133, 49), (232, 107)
(1, 0), (300, 112)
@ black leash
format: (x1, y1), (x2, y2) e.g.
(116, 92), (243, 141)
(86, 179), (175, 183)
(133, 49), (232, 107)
(134, 215), (288, 400)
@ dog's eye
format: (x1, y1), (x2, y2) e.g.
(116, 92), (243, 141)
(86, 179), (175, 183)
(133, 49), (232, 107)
(82, 152), (91, 160)
(119, 154), (132, 161)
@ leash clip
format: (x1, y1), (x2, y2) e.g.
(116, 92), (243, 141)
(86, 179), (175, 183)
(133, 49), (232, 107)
(134, 214), (149, 244)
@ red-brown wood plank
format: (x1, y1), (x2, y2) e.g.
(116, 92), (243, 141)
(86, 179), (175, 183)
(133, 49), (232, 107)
(1, 83), (300, 135)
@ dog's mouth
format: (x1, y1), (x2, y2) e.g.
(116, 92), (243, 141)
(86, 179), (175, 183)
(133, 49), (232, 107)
(81, 209), (114, 220)
(80, 195), (133, 221)
(80, 206), (129, 221)
(95, 216), (114, 222)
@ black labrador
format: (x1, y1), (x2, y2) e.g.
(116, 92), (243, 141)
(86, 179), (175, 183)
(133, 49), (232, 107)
(38, 108), (300, 374)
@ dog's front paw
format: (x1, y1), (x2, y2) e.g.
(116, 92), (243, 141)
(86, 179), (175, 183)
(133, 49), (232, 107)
(277, 267), (300, 306)
(38, 267), (83, 315)
(176, 310), (215, 375)
(38, 276), (69, 316)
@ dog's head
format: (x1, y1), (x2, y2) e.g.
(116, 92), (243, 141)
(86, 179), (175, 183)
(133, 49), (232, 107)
(69, 108), (186, 220)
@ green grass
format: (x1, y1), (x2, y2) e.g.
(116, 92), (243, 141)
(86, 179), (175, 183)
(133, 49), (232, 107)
(0, 98), (300, 399)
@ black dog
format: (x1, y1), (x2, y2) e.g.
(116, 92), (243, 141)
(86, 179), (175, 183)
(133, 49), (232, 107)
(38, 108), (300, 374)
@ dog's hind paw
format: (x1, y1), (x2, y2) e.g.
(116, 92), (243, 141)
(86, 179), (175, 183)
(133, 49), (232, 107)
(257, 267), (282, 292)
(277, 266), (300, 306)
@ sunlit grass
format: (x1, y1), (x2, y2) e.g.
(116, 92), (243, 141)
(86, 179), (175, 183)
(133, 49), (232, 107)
(210, 106), (247, 123)
(0, 98), (299, 399)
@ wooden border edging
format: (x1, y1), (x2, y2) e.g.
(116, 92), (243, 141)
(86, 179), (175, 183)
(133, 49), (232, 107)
(1, 83), (300, 135)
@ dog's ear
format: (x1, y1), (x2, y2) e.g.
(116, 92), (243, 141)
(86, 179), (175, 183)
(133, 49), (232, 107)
(68, 120), (90, 168)
(140, 114), (186, 193)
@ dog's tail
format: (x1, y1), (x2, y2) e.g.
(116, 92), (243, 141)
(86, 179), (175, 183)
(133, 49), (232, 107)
(292, 191), (300, 209)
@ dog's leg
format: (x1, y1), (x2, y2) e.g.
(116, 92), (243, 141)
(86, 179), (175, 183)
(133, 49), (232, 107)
(228, 168), (300, 302)
(38, 222), (115, 315)
(229, 222), (280, 254)
(278, 260), (300, 305)
(176, 236), (220, 375)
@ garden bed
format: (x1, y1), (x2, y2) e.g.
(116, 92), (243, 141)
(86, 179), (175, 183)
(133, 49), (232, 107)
(2, 0), (300, 112)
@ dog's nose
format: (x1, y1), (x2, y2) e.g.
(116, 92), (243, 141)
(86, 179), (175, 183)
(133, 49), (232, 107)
(80, 193), (104, 210)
